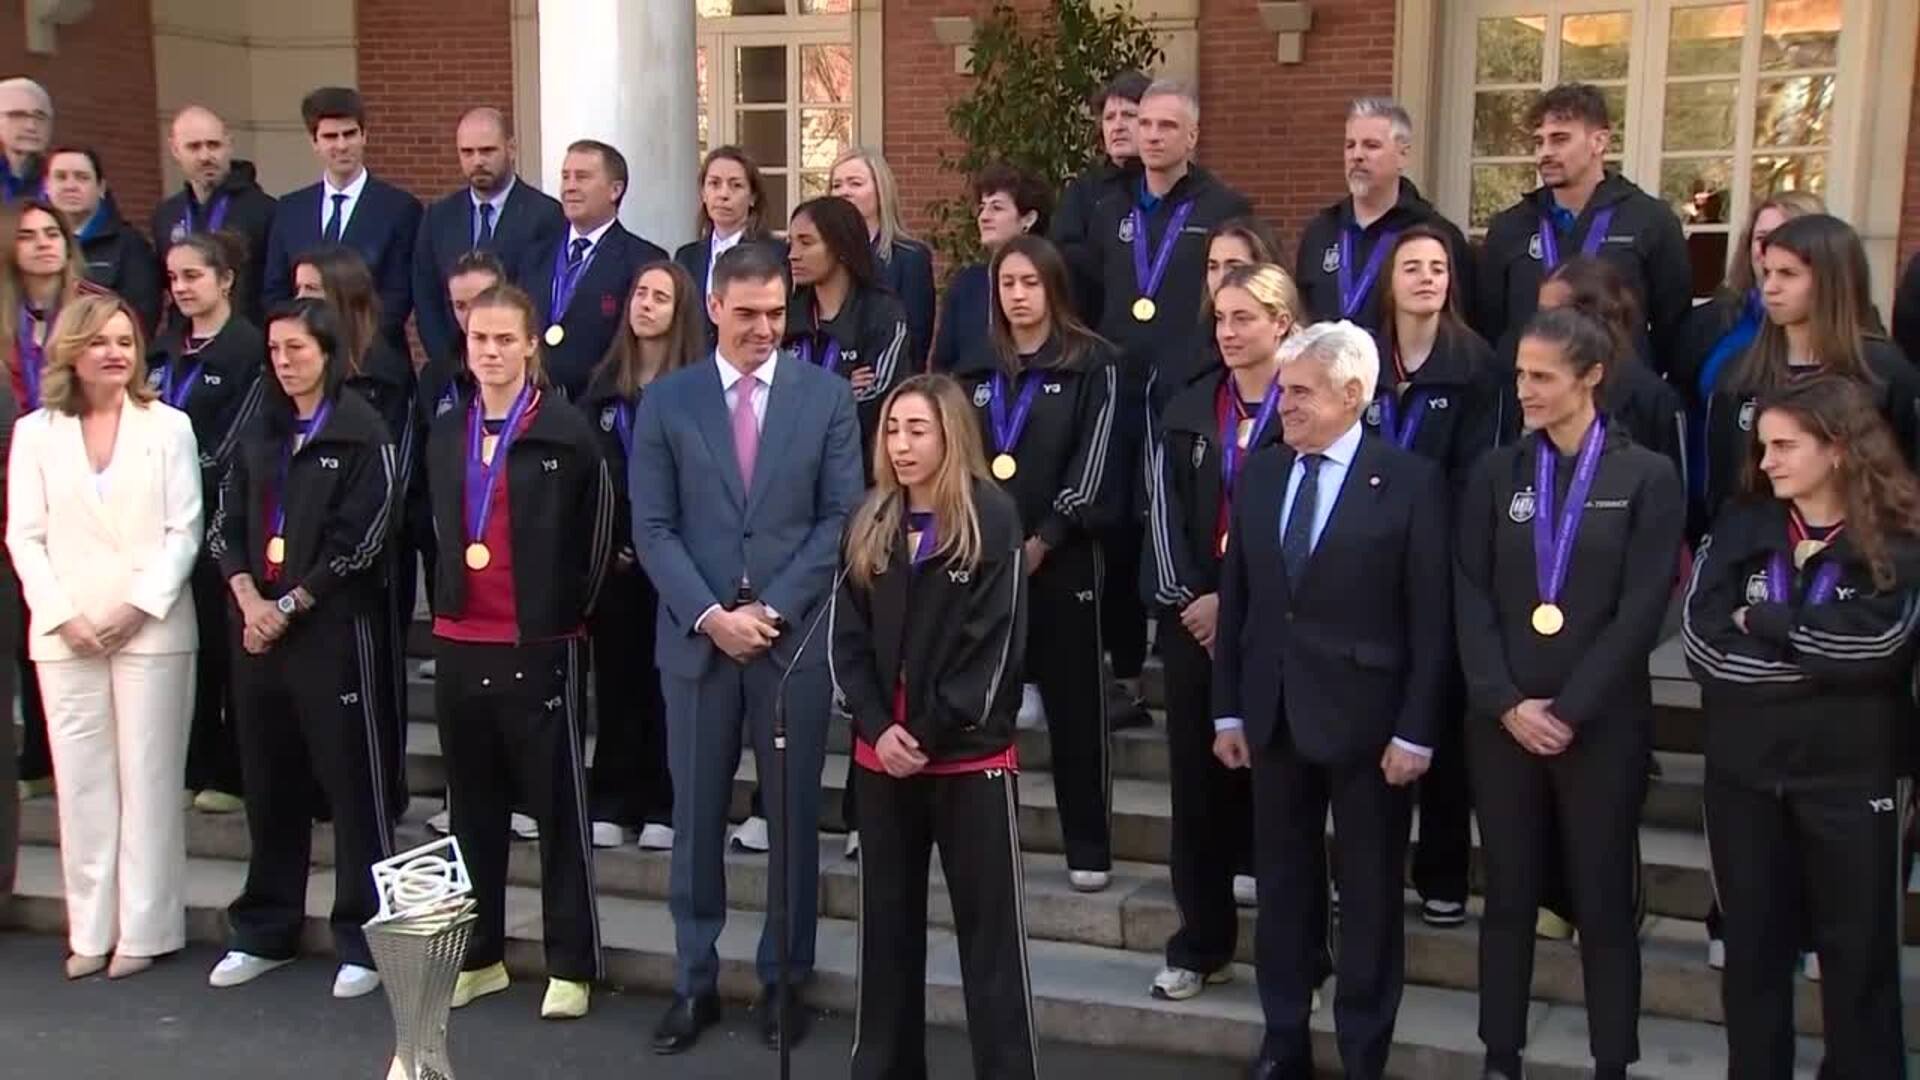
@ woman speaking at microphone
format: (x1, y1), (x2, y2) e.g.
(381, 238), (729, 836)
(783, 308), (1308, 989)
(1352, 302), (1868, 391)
(206, 298), (396, 1001)
(1683, 377), (1920, 1077)
(427, 283), (613, 1020)
(830, 372), (1034, 1080)
(955, 233), (1118, 892)
(1454, 306), (1683, 1079)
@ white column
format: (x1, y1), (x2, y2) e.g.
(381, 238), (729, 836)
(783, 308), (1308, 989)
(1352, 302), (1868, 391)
(537, 0), (698, 251)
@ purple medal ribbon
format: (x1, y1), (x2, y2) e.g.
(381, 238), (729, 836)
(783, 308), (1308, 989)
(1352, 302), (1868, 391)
(1532, 418), (1607, 610)
(989, 370), (1044, 454)
(1220, 378), (1283, 494)
(1373, 389), (1429, 450)
(163, 336), (211, 409)
(272, 400), (335, 539)
(1538, 206), (1616, 270)
(16, 303), (47, 410)
(800, 335), (841, 372)
(907, 510), (938, 565)
(1765, 554), (1843, 606)
(548, 239), (600, 322)
(1338, 226), (1397, 319)
(612, 400), (634, 457)
(465, 383), (536, 545)
(180, 193), (230, 239)
(1130, 201), (1196, 302)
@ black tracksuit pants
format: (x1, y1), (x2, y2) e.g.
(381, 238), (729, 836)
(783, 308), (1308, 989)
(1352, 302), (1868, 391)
(587, 568), (671, 828)
(184, 559), (242, 795)
(1706, 774), (1908, 1079)
(377, 559), (410, 816)
(228, 610), (394, 968)
(852, 764), (1037, 1080)
(1101, 391), (1147, 680)
(14, 589), (49, 783)
(435, 637), (601, 982)
(1029, 541), (1110, 872)
(1159, 615), (1253, 973)
(1411, 687), (1471, 905)
(1468, 711), (1648, 1068)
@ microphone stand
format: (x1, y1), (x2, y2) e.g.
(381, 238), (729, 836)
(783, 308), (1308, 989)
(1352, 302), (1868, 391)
(765, 568), (846, 1080)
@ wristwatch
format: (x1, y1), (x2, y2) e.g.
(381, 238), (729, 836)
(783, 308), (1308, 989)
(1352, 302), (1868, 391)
(276, 594), (299, 617)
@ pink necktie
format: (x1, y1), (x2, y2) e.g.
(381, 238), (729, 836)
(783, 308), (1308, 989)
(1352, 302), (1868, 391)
(731, 374), (759, 489)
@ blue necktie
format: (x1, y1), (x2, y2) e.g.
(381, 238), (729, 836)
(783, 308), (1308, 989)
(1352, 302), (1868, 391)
(567, 236), (590, 268)
(475, 202), (496, 248)
(1280, 453), (1323, 584)
(323, 192), (347, 243)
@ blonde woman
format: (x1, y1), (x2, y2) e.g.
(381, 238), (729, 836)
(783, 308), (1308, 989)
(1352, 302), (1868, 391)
(829, 372), (1034, 1080)
(6, 292), (202, 980)
(830, 147), (935, 367)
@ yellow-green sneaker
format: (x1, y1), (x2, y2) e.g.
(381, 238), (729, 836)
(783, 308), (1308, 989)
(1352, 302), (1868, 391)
(1534, 908), (1574, 941)
(451, 962), (509, 1008)
(540, 977), (590, 1020)
(193, 790), (245, 814)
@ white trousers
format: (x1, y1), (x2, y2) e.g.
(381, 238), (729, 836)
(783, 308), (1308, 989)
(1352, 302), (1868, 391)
(39, 650), (195, 958)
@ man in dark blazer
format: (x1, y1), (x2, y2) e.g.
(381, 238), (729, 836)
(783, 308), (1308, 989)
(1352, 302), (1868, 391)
(411, 107), (563, 364)
(1211, 320), (1451, 1080)
(630, 244), (863, 1055)
(261, 86), (423, 354)
(520, 138), (666, 399)
(152, 106), (277, 326)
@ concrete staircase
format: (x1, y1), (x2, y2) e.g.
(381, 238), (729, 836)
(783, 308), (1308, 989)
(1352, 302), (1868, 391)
(5, 633), (1898, 1076)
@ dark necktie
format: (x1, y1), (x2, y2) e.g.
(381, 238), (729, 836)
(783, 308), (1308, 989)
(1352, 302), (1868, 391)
(1280, 453), (1324, 584)
(567, 236), (591, 269)
(323, 192), (347, 243)
(476, 202), (496, 248)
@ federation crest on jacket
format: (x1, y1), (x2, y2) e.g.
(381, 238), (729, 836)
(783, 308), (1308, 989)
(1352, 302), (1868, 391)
(1508, 489), (1536, 523)
(1322, 244), (1340, 273)
(599, 405), (617, 432)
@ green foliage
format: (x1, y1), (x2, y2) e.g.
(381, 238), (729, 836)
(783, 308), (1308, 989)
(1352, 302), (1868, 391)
(927, 0), (1163, 273)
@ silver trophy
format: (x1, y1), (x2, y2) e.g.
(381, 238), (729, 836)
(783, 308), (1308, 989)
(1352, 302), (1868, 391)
(364, 836), (478, 1080)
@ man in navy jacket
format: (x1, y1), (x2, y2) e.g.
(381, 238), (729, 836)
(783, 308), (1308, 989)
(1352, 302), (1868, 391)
(519, 139), (666, 398)
(411, 107), (563, 363)
(262, 86), (422, 354)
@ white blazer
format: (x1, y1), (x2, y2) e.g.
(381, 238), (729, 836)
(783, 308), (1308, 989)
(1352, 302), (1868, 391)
(6, 396), (204, 661)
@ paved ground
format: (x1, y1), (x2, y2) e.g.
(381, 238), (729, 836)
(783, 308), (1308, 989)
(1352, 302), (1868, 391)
(0, 934), (1239, 1080)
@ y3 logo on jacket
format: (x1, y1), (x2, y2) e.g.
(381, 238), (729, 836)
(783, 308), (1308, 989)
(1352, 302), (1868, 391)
(319, 456), (340, 469)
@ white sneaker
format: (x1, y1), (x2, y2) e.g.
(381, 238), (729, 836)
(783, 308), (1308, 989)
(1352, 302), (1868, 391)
(637, 823), (675, 851)
(731, 815), (771, 853)
(427, 809), (451, 836)
(1707, 938), (1726, 970)
(510, 812), (539, 840)
(1068, 869), (1110, 893)
(590, 822), (623, 849)
(1802, 952), (1821, 982)
(1150, 965), (1230, 1001)
(844, 830), (861, 859)
(208, 951), (292, 988)
(332, 964), (381, 999)
(1232, 874), (1257, 908)
(416, 659), (437, 680)
(1015, 683), (1046, 730)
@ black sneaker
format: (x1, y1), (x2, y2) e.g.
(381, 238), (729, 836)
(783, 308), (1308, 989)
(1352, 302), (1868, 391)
(1108, 686), (1152, 730)
(1420, 898), (1467, 927)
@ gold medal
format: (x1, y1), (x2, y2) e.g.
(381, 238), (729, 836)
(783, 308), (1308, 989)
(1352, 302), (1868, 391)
(544, 324), (565, 347)
(991, 453), (1018, 481)
(1131, 297), (1157, 322)
(265, 535), (286, 565)
(1793, 539), (1826, 569)
(1531, 602), (1565, 636)
(1235, 417), (1254, 449)
(480, 433), (500, 465)
(465, 542), (492, 571)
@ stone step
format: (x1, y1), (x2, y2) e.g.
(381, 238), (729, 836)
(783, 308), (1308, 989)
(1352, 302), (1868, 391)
(19, 797), (1910, 1041)
(2, 844), (1830, 1076)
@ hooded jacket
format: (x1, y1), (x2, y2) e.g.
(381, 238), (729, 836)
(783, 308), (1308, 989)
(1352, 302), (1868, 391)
(77, 195), (161, 334)
(1294, 178), (1476, 333)
(784, 281), (911, 470)
(151, 161), (277, 326)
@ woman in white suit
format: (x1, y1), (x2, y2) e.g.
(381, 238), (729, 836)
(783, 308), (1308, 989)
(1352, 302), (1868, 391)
(5, 291), (203, 980)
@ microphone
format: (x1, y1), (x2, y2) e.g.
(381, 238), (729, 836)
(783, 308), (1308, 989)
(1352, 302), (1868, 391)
(765, 562), (849, 1080)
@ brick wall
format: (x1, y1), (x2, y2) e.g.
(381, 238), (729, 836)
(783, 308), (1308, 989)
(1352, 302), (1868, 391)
(878, 0), (1395, 266)
(0, 0), (161, 227)
(354, 0), (516, 203)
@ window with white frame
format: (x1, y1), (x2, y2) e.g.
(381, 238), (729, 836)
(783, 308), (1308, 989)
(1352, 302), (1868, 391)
(697, 0), (858, 225)
(1440, 0), (1844, 297)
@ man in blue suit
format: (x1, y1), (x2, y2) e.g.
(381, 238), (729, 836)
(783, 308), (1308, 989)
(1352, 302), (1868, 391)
(261, 86), (423, 354)
(630, 243), (863, 1056)
(520, 139), (666, 398)
(411, 107), (562, 365)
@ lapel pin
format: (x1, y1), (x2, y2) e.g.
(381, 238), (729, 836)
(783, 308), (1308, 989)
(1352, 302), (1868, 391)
(1369, 475), (1381, 487)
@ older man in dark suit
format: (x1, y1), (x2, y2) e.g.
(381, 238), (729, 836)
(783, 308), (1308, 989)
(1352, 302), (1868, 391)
(1212, 320), (1452, 1080)
(411, 107), (563, 364)
(631, 243), (864, 1055)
